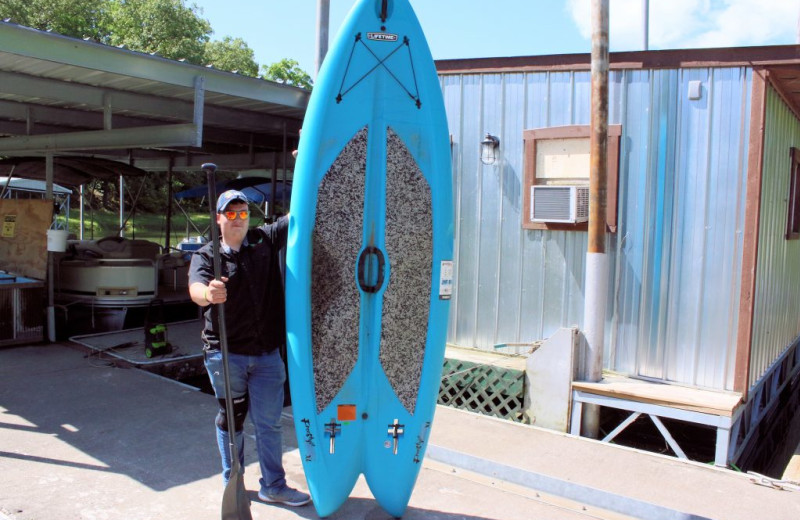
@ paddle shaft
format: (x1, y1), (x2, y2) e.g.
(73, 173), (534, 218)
(202, 163), (251, 520)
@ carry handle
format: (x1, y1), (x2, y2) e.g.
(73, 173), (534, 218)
(380, 0), (388, 23)
(357, 246), (385, 293)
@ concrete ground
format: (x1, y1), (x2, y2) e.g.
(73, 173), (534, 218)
(784, 442), (800, 483)
(1, 342), (798, 520)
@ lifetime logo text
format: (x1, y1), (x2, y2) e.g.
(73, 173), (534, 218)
(367, 32), (398, 42)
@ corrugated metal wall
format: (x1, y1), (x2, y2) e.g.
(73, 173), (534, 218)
(441, 66), (752, 391)
(749, 87), (800, 388)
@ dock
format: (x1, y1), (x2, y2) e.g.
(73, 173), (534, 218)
(1, 342), (798, 520)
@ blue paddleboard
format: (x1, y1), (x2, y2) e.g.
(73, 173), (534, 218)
(285, 0), (453, 517)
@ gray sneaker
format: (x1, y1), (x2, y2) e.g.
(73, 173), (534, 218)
(258, 485), (311, 507)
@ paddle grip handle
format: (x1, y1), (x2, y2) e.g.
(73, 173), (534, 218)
(357, 246), (385, 293)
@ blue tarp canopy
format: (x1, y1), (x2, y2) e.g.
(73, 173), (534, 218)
(174, 177), (291, 205)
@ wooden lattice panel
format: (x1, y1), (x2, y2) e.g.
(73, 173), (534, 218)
(438, 359), (525, 422)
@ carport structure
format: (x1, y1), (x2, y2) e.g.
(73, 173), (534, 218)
(0, 20), (310, 341)
(0, 20), (309, 185)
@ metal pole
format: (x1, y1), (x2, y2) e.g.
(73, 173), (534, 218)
(315, 0), (330, 77)
(282, 121), (288, 212)
(79, 184), (85, 240)
(643, 0), (649, 50)
(45, 154), (53, 200)
(119, 174), (124, 237)
(271, 153), (278, 221)
(46, 153), (55, 342)
(165, 157), (173, 250)
(581, 0), (610, 439)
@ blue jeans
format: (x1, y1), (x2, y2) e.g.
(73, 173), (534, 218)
(204, 348), (287, 494)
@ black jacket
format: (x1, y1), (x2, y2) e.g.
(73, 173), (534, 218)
(188, 217), (288, 355)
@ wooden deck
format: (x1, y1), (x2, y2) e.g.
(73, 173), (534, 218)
(571, 374), (744, 467)
(444, 344), (527, 371)
(572, 374), (742, 417)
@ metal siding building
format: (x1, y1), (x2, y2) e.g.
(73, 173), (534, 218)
(438, 48), (800, 397)
(750, 88), (800, 388)
(444, 71), (592, 356)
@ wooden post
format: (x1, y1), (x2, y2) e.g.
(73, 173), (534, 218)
(581, 0), (610, 439)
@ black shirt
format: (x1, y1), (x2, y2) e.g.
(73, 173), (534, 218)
(188, 217), (288, 355)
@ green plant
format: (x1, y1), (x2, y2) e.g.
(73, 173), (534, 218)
(68, 209), (212, 250)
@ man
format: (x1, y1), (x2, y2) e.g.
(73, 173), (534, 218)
(188, 189), (310, 507)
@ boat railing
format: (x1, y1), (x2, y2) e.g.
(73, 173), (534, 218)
(53, 238), (192, 306)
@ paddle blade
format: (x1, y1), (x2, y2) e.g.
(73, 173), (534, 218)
(221, 472), (251, 520)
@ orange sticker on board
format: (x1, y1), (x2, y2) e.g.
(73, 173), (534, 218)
(337, 404), (357, 422)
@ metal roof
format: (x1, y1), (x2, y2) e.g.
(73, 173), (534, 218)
(0, 176), (71, 195)
(0, 21), (311, 181)
(0, 156), (147, 186)
(436, 45), (800, 118)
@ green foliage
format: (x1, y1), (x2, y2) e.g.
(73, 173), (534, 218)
(261, 58), (313, 90)
(0, 0), (312, 85)
(75, 169), (239, 214)
(70, 170), (239, 248)
(0, 0), (108, 40)
(204, 36), (258, 77)
(69, 208), (212, 250)
(0, 0), (211, 62)
(103, 0), (211, 63)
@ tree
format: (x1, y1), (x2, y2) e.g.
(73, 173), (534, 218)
(0, 1), (211, 62)
(0, 0), (107, 41)
(261, 58), (313, 90)
(0, 0), (312, 86)
(204, 36), (259, 77)
(104, 0), (211, 63)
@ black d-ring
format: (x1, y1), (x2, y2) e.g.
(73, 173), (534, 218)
(357, 246), (385, 293)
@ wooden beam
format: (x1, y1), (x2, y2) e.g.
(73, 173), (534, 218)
(734, 68), (769, 398)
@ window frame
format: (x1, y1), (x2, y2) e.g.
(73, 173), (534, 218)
(522, 124), (621, 232)
(787, 147), (800, 240)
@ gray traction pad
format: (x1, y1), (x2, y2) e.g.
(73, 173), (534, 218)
(381, 127), (433, 415)
(310, 126), (433, 416)
(311, 127), (367, 413)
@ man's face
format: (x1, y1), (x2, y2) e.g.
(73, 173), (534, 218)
(217, 201), (249, 242)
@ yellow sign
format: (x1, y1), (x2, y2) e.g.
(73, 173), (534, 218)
(2, 215), (16, 238)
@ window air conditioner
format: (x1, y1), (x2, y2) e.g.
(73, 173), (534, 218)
(530, 185), (589, 224)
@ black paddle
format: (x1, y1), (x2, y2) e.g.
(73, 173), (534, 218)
(202, 163), (252, 520)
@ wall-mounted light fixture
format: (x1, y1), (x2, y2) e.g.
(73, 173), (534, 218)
(480, 133), (500, 165)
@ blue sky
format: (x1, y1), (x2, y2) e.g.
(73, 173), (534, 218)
(190, 0), (799, 76)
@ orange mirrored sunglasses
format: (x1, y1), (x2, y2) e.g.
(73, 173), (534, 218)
(220, 210), (250, 221)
